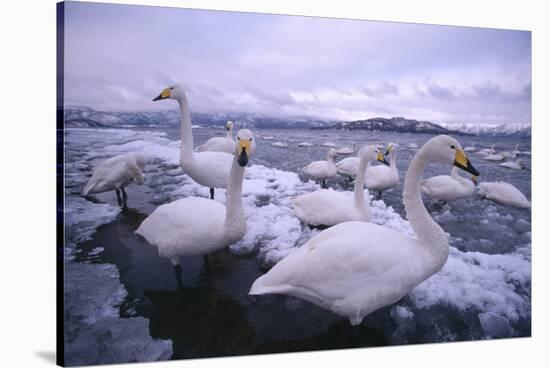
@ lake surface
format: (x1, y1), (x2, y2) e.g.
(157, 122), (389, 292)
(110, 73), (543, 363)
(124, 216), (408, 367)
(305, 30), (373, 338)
(64, 127), (531, 361)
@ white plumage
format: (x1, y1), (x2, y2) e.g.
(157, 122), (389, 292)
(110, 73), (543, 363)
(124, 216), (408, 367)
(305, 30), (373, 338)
(136, 129), (256, 266)
(499, 159), (523, 170)
(197, 121), (235, 154)
(250, 135), (480, 325)
(477, 181), (531, 208)
(335, 157), (360, 179)
(302, 149), (338, 187)
(365, 143), (400, 195)
(420, 167), (476, 202)
(292, 145), (386, 227)
(152, 85), (233, 199)
(82, 152), (146, 206)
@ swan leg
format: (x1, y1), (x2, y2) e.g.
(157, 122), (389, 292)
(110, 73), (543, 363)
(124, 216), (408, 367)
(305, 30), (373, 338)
(321, 179), (327, 189)
(120, 187), (128, 208)
(174, 264), (184, 291)
(115, 189), (122, 207)
(378, 191), (382, 199)
(209, 187), (215, 200)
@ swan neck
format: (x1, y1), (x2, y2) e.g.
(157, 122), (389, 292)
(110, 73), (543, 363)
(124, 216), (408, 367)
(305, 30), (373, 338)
(225, 154), (245, 230)
(403, 148), (449, 264)
(226, 127), (233, 141)
(177, 95), (194, 159)
(354, 156), (370, 218)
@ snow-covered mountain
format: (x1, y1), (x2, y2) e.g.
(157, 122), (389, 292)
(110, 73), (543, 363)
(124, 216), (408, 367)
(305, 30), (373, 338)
(315, 116), (466, 135)
(438, 122), (531, 137)
(62, 106), (329, 129)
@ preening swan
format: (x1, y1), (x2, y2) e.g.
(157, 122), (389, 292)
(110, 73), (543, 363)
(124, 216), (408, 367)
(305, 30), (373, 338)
(136, 129), (256, 287)
(249, 135), (479, 326)
(420, 167), (477, 202)
(477, 181), (530, 208)
(365, 143), (400, 198)
(197, 121), (235, 154)
(303, 149), (338, 188)
(82, 152), (146, 207)
(292, 146), (388, 227)
(499, 159), (523, 170)
(153, 85), (232, 199)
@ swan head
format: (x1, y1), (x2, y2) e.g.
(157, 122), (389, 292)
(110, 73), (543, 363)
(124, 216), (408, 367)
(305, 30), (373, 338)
(226, 121), (234, 131)
(152, 84), (186, 101)
(360, 145), (390, 166)
(426, 135), (480, 176)
(385, 142), (399, 156)
(235, 129), (256, 167)
(134, 152), (148, 169)
(328, 149), (338, 158)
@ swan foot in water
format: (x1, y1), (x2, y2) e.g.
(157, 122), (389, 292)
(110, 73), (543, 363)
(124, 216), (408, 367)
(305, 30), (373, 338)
(120, 187), (128, 208)
(115, 189), (123, 207)
(174, 264), (184, 291)
(209, 187), (215, 200)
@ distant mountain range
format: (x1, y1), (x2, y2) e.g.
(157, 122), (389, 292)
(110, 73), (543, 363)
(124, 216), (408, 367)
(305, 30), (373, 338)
(63, 106), (328, 130)
(62, 106), (531, 137)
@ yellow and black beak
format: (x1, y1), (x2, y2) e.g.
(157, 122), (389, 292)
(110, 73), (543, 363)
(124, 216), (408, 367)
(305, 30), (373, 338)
(237, 140), (251, 167)
(385, 144), (393, 156)
(377, 150), (390, 166)
(454, 150), (479, 176)
(153, 88), (171, 101)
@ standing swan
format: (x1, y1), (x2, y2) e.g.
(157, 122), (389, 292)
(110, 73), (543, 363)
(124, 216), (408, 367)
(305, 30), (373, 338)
(292, 146), (388, 227)
(365, 142), (400, 198)
(153, 85), (232, 199)
(197, 121), (235, 154)
(82, 152), (146, 208)
(249, 135), (479, 325)
(303, 149), (338, 188)
(136, 129), (256, 287)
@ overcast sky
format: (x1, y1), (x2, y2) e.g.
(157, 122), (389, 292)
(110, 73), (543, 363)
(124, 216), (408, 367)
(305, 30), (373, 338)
(63, 2), (531, 125)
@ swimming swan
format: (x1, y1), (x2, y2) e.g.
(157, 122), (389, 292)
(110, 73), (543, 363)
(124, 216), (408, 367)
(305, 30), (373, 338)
(303, 149), (338, 188)
(82, 152), (146, 207)
(365, 143), (400, 197)
(477, 181), (531, 208)
(153, 85), (232, 199)
(464, 143), (477, 152)
(197, 121), (235, 154)
(292, 146), (388, 227)
(136, 129), (256, 285)
(249, 135), (479, 325)
(420, 167), (477, 202)
(499, 159), (523, 170)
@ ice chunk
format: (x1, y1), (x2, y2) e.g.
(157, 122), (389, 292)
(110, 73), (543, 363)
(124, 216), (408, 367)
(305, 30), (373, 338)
(478, 312), (513, 338)
(64, 263), (172, 365)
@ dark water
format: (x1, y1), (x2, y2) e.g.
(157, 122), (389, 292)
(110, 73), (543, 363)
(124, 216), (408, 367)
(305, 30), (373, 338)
(70, 127), (531, 360)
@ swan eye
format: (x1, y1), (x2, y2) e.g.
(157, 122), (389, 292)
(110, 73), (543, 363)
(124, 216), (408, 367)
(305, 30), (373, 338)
(450, 145), (456, 149)
(170, 87), (174, 90)
(249, 138), (253, 141)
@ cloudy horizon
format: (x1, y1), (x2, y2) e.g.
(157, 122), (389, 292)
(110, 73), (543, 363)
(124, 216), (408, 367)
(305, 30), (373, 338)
(62, 2), (531, 125)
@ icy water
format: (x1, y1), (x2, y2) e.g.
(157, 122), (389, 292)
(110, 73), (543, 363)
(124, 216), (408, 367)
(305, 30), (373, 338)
(65, 127), (531, 362)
